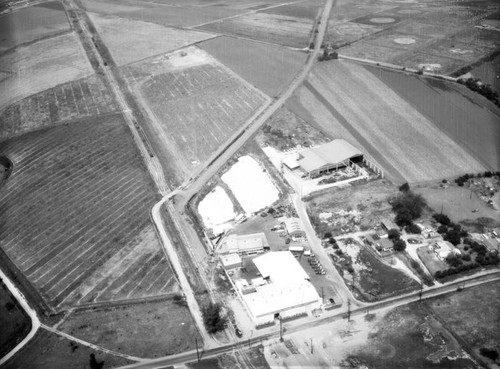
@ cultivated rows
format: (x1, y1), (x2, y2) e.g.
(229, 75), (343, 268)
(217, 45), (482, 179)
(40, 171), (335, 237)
(0, 75), (117, 138)
(141, 64), (266, 168)
(0, 115), (175, 309)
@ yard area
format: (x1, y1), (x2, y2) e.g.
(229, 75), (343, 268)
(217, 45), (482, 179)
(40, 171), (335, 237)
(2, 329), (132, 369)
(58, 299), (202, 358)
(0, 114), (176, 310)
(0, 280), (31, 358)
(416, 246), (449, 276)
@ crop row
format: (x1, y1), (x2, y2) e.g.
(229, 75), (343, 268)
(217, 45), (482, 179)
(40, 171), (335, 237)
(0, 115), (174, 309)
(0, 74), (116, 138)
(141, 64), (265, 167)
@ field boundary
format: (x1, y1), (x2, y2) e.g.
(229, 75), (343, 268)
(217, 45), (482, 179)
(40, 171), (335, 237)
(69, 292), (179, 312)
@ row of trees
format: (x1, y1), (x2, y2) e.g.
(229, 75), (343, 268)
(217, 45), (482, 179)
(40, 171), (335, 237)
(433, 213), (468, 246)
(457, 77), (500, 108)
(387, 229), (407, 251)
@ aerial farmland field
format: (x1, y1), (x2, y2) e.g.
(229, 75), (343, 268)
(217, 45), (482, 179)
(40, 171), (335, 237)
(0, 114), (177, 310)
(0, 74), (117, 138)
(199, 36), (307, 96)
(0, 32), (93, 110)
(88, 12), (214, 66)
(0, 1), (70, 53)
(293, 60), (486, 183)
(126, 47), (269, 181)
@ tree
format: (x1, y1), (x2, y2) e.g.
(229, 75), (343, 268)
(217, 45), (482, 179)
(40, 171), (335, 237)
(393, 239), (406, 252)
(328, 237), (336, 245)
(405, 223), (421, 234)
(432, 213), (451, 226)
(387, 229), (401, 240)
(324, 231), (332, 239)
(437, 225), (448, 234)
(202, 303), (227, 334)
(446, 254), (462, 268)
(480, 348), (499, 361)
(90, 354), (104, 369)
(444, 230), (461, 246)
(392, 191), (426, 220)
(399, 182), (410, 192)
(395, 208), (413, 227)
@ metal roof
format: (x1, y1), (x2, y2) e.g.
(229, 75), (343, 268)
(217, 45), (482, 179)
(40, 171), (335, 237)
(298, 139), (362, 173)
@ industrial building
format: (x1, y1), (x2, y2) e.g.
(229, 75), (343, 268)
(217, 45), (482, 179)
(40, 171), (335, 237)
(233, 251), (321, 326)
(297, 139), (363, 178)
(218, 232), (269, 255)
(281, 217), (306, 239)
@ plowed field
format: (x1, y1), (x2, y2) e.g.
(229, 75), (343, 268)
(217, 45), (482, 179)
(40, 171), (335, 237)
(0, 74), (117, 138)
(0, 115), (176, 310)
(297, 61), (486, 183)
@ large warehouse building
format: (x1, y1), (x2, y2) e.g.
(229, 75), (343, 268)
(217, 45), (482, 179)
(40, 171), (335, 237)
(297, 139), (363, 178)
(234, 251), (321, 326)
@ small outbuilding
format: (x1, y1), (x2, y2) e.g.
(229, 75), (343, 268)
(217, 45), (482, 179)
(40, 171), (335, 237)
(281, 217), (306, 239)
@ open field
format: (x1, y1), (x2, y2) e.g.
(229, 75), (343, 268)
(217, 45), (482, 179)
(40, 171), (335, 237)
(0, 1), (70, 53)
(0, 115), (176, 310)
(59, 299), (201, 358)
(199, 36), (307, 97)
(188, 345), (270, 369)
(349, 303), (477, 369)
(299, 60), (486, 183)
(0, 280), (31, 358)
(135, 51), (267, 177)
(0, 32), (93, 110)
(197, 12), (315, 48)
(0, 74), (117, 138)
(470, 54), (500, 93)
(416, 246), (449, 276)
(261, 2), (321, 20)
(414, 183), (499, 227)
(426, 280), (500, 366)
(328, 0), (498, 74)
(88, 12), (214, 66)
(367, 66), (500, 170)
(2, 329), (132, 369)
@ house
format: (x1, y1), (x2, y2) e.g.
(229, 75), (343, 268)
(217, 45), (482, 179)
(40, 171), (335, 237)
(433, 241), (460, 260)
(380, 217), (398, 232)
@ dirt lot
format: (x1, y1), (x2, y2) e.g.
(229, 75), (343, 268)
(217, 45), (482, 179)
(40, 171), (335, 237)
(199, 36), (307, 97)
(0, 74), (117, 138)
(0, 280), (31, 358)
(59, 299), (201, 358)
(2, 329), (132, 369)
(306, 179), (395, 236)
(295, 60), (486, 183)
(136, 53), (267, 178)
(88, 12), (214, 66)
(0, 114), (176, 310)
(349, 303), (477, 369)
(426, 280), (500, 367)
(0, 32), (94, 110)
(0, 1), (70, 53)
(255, 106), (328, 151)
(367, 66), (500, 171)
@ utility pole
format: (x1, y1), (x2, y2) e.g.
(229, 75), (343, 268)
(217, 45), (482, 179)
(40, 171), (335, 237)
(347, 299), (351, 321)
(279, 316), (283, 342)
(310, 338), (313, 354)
(321, 287), (324, 304)
(195, 337), (200, 362)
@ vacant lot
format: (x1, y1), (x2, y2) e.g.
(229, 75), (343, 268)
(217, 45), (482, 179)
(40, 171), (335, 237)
(138, 58), (267, 177)
(0, 280), (31, 358)
(0, 32), (93, 110)
(2, 329), (132, 369)
(350, 303), (477, 369)
(0, 1), (70, 53)
(199, 36), (306, 97)
(299, 61), (485, 183)
(0, 115), (176, 310)
(416, 246), (448, 276)
(426, 280), (500, 366)
(59, 299), (201, 358)
(88, 12), (214, 66)
(188, 345), (270, 369)
(0, 74), (117, 138)
(197, 13), (315, 48)
(367, 66), (500, 170)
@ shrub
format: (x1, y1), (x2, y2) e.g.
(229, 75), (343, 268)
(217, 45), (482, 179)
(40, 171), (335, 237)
(437, 225), (448, 234)
(347, 266), (355, 273)
(393, 239), (406, 252)
(462, 254), (471, 261)
(5, 302), (15, 311)
(387, 229), (401, 240)
(405, 223), (421, 234)
(328, 237), (336, 245)
(446, 254), (463, 268)
(324, 231), (332, 239)
(444, 230), (461, 246)
(335, 249), (343, 256)
(399, 182), (410, 192)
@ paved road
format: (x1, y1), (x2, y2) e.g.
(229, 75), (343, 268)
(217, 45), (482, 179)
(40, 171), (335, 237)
(118, 271), (500, 368)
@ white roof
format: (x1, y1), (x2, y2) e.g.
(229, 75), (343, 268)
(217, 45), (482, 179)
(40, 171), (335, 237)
(253, 251), (309, 284)
(224, 233), (268, 253)
(298, 139), (362, 173)
(242, 279), (320, 318)
(289, 246), (304, 252)
(282, 156), (300, 169)
(220, 253), (241, 268)
(282, 218), (305, 234)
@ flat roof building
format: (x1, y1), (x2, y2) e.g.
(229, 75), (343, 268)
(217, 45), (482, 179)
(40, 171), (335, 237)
(219, 233), (268, 256)
(220, 253), (242, 269)
(235, 251), (321, 326)
(297, 140), (363, 178)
